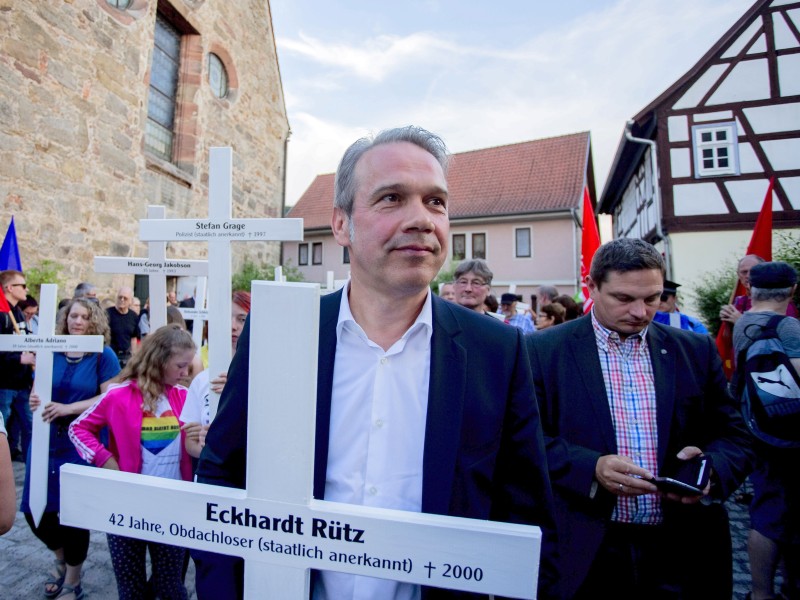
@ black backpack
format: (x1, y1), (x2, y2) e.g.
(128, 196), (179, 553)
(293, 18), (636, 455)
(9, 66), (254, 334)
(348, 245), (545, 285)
(736, 315), (800, 448)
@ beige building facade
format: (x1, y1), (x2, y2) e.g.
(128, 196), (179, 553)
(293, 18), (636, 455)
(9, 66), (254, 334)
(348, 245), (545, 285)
(1, 0), (288, 299)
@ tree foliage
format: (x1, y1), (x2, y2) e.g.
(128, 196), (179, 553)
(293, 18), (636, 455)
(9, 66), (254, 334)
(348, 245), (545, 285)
(24, 259), (66, 301)
(231, 259), (304, 292)
(430, 261), (458, 294)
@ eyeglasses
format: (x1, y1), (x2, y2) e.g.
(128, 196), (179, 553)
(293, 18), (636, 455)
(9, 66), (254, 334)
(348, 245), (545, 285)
(455, 278), (488, 288)
(10, 283), (27, 289)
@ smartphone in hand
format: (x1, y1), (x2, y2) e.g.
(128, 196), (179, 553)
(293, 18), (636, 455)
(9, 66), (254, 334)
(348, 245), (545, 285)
(651, 455), (711, 496)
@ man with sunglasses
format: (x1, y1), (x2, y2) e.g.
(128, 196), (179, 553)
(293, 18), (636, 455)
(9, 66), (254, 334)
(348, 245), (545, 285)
(0, 270), (35, 460)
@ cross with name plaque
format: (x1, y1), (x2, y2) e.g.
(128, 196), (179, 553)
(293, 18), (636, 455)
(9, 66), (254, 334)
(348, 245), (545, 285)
(0, 284), (103, 526)
(138, 148), (303, 418)
(94, 205), (208, 332)
(60, 281), (541, 598)
(178, 276), (208, 353)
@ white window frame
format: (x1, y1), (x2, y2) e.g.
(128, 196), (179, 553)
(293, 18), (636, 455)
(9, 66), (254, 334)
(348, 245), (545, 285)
(312, 242), (323, 266)
(451, 233), (467, 261)
(298, 243), (309, 266)
(692, 122), (739, 178)
(471, 232), (487, 260)
(514, 227), (532, 259)
(451, 230), (488, 261)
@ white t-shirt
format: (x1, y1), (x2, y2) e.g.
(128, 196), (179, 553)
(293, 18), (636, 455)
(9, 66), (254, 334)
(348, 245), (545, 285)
(181, 369), (211, 427)
(141, 395), (182, 481)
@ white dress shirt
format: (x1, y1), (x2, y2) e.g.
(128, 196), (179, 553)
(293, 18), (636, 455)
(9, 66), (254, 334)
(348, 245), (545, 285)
(314, 285), (432, 600)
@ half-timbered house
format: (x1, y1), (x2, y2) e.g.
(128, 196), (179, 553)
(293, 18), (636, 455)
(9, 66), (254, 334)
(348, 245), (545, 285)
(599, 0), (800, 297)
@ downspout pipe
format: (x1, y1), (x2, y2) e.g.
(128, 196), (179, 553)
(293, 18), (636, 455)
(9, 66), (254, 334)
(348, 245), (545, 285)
(624, 119), (672, 278)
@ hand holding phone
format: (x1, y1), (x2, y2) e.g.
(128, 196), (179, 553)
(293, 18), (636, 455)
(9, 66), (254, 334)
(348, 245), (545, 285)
(651, 455), (712, 496)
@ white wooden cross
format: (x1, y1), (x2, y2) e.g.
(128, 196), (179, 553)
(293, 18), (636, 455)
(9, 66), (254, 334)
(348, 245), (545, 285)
(178, 276), (208, 353)
(95, 205), (208, 332)
(0, 284), (103, 526)
(138, 148), (303, 418)
(61, 281), (541, 598)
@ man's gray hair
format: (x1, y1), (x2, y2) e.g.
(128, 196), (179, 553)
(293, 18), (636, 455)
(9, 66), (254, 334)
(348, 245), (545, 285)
(750, 286), (794, 303)
(333, 126), (450, 219)
(454, 259), (493, 286)
(538, 285), (558, 302)
(73, 282), (96, 298)
(589, 238), (665, 286)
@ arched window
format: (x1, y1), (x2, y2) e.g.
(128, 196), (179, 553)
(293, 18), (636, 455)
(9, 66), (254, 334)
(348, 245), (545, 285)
(208, 53), (229, 99)
(106, 0), (133, 8)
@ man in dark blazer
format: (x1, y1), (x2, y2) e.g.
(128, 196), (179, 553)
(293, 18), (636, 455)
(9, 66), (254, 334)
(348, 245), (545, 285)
(528, 238), (753, 599)
(196, 126), (556, 599)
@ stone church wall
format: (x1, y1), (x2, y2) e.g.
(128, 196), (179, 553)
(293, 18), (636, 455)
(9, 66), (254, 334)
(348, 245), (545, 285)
(0, 0), (288, 298)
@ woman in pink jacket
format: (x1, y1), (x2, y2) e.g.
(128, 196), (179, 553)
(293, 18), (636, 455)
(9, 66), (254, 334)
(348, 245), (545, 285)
(69, 324), (195, 600)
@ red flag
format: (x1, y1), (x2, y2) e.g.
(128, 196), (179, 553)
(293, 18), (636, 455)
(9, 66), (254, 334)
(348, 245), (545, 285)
(716, 177), (774, 378)
(580, 187), (601, 313)
(0, 289), (10, 314)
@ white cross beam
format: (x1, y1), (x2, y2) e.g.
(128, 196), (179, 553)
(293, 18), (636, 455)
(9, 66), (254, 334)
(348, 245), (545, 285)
(0, 284), (103, 526)
(60, 281), (541, 598)
(94, 205), (208, 332)
(138, 148), (303, 418)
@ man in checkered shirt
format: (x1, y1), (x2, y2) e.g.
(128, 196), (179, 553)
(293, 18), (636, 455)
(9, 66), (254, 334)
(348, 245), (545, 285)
(528, 238), (753, 599)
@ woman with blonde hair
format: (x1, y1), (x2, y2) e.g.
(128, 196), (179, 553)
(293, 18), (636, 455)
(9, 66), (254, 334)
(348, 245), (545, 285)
(69, 324), (195, 599)
(25, 297), (121, 600)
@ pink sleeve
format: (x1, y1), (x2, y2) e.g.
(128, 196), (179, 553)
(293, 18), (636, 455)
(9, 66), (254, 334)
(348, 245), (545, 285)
(68, 396), (114, 468)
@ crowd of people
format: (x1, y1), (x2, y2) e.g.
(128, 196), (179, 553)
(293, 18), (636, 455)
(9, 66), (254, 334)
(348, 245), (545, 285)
(0, 124), (798, 600)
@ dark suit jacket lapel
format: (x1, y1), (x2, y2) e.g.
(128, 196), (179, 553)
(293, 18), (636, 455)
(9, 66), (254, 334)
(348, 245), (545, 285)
(314, 289), (341, 500)
(647, 323), (676, 468)
(569, 316), (617, 454)
(421, 296), (467, 515)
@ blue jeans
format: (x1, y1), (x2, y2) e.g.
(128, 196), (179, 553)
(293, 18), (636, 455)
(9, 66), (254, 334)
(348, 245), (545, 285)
(0, 388), (32, 457)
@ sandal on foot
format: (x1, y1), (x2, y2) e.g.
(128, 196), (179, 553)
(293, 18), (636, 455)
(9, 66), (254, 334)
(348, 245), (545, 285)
(55, 583), (84, 600)
(44, 559), (66, 598)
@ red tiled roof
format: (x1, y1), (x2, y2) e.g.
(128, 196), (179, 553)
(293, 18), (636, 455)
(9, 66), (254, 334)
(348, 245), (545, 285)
(288, 132), (591, 230)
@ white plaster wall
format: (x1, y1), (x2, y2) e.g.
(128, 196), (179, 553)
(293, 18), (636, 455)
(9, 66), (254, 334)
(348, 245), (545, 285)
(761, 138), (800, 170)
(743, 103), (800, 133)
(673, 183), (727, 216)
(722, 19), (761, 58)
(781, 176), (800, 210)
(693, 110), (733, 122)
(669, 230), (754, 317)
(673, 64), (727, 109)
(725, 178), (782, 212)
(670, 148), (692, 178)
(737, 143), (763, 174)
(778, 53), (800, 96)
(708, 59), (770, 105)
(668, 116), (689, 142)
(773, 11), (799, 49)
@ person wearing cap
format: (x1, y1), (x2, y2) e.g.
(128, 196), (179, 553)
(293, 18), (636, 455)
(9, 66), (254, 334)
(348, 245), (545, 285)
(500, 292), (535, 334)
(721, 255), (799, 324)
(653, 280), (708, 334)
(732, 261), (800, 600)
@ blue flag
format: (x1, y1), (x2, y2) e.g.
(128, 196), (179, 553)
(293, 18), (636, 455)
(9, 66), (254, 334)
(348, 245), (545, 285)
(0, 216), (22, 272)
